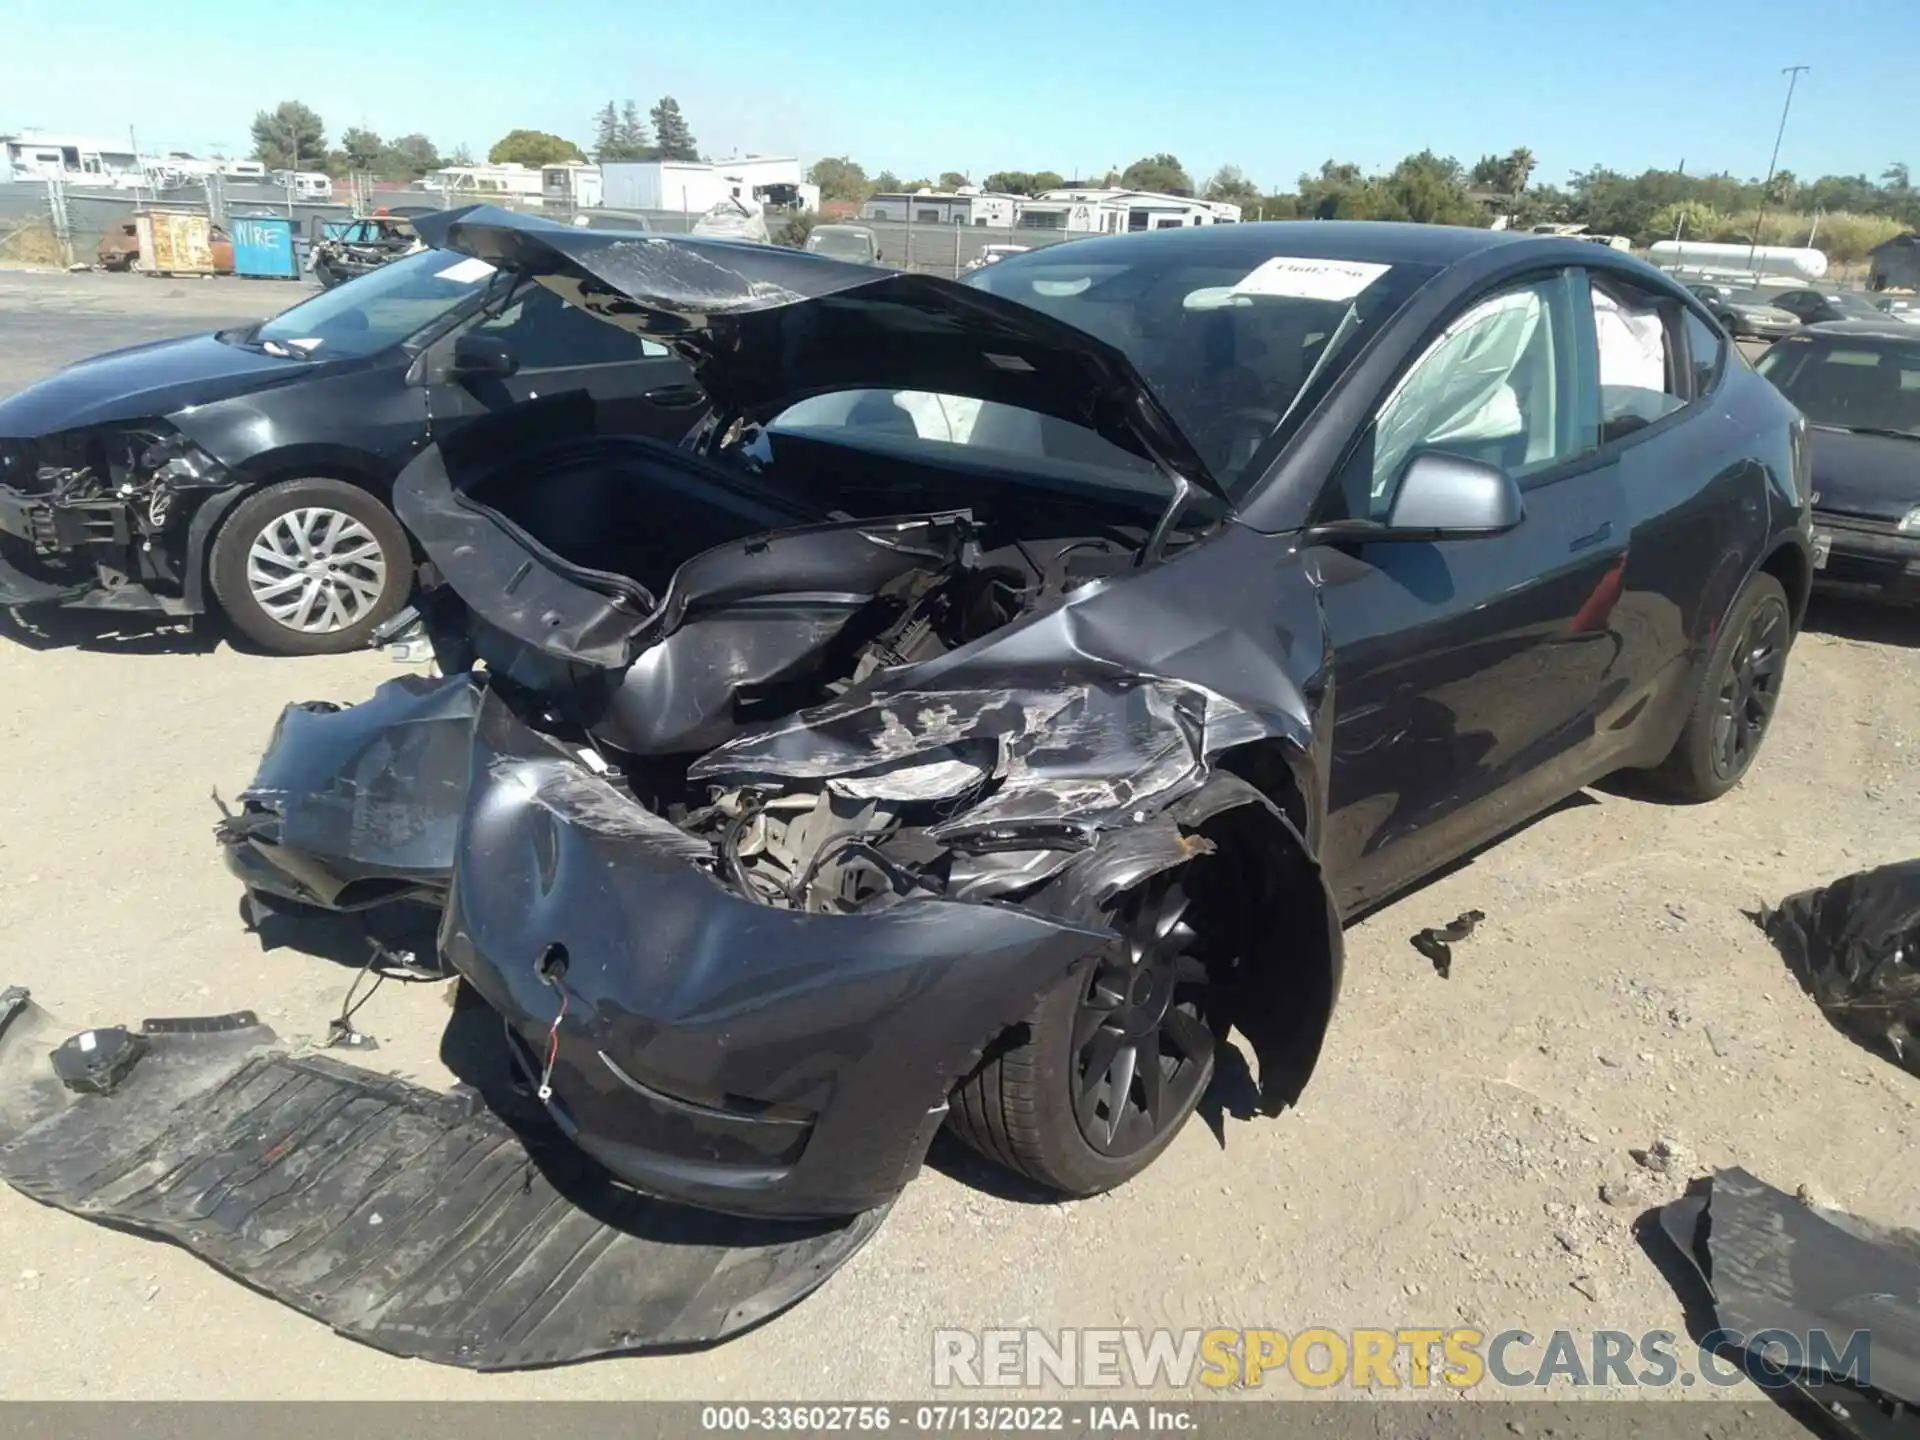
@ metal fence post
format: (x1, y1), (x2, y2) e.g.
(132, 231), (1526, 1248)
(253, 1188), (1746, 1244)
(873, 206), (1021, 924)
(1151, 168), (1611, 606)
(47, 177), (74, 268)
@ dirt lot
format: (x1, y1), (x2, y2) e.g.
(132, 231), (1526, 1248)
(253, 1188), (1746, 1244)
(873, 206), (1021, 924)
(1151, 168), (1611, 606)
(0, 267), (1916, 1405)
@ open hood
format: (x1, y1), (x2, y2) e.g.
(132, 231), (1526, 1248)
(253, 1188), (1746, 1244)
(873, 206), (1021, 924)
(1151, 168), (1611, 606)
(411, 205), (1229, 505)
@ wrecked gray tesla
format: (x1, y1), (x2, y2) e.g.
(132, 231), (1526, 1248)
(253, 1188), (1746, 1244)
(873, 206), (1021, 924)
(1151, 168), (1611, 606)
(222, 205), (1812, 1219)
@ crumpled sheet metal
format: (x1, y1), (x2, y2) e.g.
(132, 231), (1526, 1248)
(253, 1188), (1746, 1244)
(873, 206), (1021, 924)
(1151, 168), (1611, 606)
(233, 672), (481, 889)
(1758, 859), (1920, 1078)
(1656, 1168), (1920, 1428)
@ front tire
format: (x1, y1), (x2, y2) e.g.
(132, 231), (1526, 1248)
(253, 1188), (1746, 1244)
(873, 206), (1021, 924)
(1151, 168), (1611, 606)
(947, 867), (1220, 1197)
(1647, 572), (1791, 801)
(209, 478), (411, 655)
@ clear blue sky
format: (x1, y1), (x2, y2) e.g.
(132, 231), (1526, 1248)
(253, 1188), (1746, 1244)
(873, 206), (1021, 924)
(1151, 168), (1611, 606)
(4, 0), (1916, 189)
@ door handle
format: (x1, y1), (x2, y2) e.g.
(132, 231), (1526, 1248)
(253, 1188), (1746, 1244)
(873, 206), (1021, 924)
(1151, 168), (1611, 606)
(1569, 520), (1612, 552)
(643, 385), (705, 409)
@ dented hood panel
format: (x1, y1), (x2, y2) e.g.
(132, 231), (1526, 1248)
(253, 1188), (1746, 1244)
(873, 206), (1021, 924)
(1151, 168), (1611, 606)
(411, 204), (1225, 501)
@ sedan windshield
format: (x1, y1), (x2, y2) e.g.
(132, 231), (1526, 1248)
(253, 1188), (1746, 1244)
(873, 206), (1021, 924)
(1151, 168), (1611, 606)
(1757, 337), (1920, 434)
(969, 249), (1432, 493)
(251, 248), (497, 359)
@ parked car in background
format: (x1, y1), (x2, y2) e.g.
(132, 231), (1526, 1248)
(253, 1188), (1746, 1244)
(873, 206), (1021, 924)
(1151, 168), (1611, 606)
(95, 215), (234, 274)
(1686, 283), (1800, 340)
(1870, 293), (1920, 325)
(803, 223), (882, 265)
(962, 243), (1031, 273)
(309, 214), (421, 289)
(0, 236), (699, 654)
(223, 212), (1810, 1218)
(1769, 289), (1891, 327)
(1756, 323), (1920, 603)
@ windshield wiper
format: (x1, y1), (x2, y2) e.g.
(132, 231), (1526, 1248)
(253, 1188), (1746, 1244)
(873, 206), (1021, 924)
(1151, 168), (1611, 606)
(256, 337), (320, 361)
(1811, 422), (1918, 440)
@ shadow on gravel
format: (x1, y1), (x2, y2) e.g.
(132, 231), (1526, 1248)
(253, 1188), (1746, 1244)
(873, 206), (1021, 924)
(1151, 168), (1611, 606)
(1802, 595), (1920, 650)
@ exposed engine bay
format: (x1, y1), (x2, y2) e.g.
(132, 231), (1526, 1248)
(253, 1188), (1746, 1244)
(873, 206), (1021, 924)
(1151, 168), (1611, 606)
(0, 426), (229, 601)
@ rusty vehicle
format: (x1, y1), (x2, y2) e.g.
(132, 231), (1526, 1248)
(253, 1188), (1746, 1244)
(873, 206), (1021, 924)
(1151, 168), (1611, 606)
(96, 214), (233, 274)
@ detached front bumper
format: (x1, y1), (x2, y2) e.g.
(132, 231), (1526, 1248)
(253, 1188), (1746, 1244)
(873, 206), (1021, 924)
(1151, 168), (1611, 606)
(219, 673), (481, 910)
(1812, 511), (1920, 602)
(442, 689), (1111, 1219)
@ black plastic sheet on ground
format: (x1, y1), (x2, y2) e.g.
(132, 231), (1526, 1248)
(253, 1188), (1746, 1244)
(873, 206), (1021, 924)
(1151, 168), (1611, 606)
(0, 996), (885, 1369)
(1757, 859), (1920, 1079)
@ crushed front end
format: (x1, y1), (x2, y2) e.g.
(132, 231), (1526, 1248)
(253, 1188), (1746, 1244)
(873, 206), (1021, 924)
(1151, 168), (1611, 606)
(0, 426), (233, 611)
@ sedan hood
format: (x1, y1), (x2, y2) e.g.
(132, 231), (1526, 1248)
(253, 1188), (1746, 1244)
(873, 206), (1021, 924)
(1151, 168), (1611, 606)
(0, 332), (322, 438)
(1809, 426), (1920, 520)
(412, 205), (1227, 504)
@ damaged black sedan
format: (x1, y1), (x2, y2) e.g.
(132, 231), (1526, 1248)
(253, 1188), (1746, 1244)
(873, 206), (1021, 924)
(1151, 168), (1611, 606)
(224, 207), (1813, 1218)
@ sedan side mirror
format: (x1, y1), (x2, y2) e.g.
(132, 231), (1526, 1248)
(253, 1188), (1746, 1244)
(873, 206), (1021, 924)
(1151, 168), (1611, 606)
(452, 334), (519, 379)
(1382, 451), (1524, 538)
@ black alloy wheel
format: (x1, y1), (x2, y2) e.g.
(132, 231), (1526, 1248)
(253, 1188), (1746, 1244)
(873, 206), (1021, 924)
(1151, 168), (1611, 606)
(1711, 591), (1790, 782)
(1644, 571), (1792, 802)
(1070, 871), (1216, 1158)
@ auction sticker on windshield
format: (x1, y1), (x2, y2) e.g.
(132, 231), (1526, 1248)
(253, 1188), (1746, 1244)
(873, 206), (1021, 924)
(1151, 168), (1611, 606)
(1233, 257), (1390, 302)
(435, 256), (497, 284)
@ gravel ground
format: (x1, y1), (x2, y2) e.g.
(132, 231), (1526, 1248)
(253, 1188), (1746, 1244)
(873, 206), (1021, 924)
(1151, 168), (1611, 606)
(0, 268), (1915, 1407)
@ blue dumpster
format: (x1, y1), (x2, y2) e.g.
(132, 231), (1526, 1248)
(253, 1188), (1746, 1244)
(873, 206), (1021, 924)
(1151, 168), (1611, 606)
(230, 215), (299, 279)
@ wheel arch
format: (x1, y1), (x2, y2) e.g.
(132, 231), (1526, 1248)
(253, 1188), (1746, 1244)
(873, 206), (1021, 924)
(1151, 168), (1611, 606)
(985, 769), (1343, 1121)
(182, 450), (403, 614)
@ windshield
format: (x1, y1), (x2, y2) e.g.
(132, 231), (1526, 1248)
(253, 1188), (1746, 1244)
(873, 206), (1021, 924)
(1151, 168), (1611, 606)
(805, 230), (873, 263)
(1730, 290), (1782, 307)
(969, 249), (1432, 493)
(1828, 292), (1886, 317)
(1757, 337), (1920, 434)
(252, 248), (496, 359)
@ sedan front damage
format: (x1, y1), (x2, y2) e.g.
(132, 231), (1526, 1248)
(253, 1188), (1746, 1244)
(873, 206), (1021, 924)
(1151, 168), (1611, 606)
(218, 209), (1348, 1219)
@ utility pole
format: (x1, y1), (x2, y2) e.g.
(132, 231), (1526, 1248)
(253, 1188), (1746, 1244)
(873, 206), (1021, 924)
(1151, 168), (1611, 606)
(1747, 64), (1809, 273)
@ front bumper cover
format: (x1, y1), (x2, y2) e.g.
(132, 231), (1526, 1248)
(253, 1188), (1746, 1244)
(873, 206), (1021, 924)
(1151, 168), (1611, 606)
(218, 673), (481, 910)
(1813, 510), (1920, 602)
(444, 687), (1114, 1218)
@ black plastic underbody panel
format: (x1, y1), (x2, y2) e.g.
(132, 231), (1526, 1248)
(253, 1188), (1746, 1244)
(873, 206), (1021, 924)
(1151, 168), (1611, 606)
(0, 1029), (886, 1369)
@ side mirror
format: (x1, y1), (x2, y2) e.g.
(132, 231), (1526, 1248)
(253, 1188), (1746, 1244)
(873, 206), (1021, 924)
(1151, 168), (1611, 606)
(451, 334), (518, 379)
(1382, 451), (1524, 537)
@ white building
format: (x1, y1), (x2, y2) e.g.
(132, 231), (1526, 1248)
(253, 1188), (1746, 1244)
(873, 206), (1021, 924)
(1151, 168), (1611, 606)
(542, 163), (603, 209)
(1016, 187), (1239, 234)
(860, 188), (1019, 227)
(1, 131), (143, 185)
(415, 161), (545, 199)
(598, 156), (816, 215)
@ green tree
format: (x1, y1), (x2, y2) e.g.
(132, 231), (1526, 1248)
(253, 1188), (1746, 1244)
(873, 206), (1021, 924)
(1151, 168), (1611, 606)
(1120, 153), (1192, 195)
(619, 102), (652, 158)
(381, 134), (442, 180)
(594, 101), (651, 161)
(1883, 162), (1910, 193)
(449, 143), (475, 166)
(1203, 164), (1260, 203)
(939, 170), (969, 189)
(1503, 147), (1536, 195)
(776, 208), (819, 248)
(340, 126), (384, 172)
(1032, 170), (1065, 193)
(489, 129), (586, 167)
(650, 97), (698, 162)
(873, 169), (903, 192)
(807, 156), (871, 202)
(249, 101), (326, 170)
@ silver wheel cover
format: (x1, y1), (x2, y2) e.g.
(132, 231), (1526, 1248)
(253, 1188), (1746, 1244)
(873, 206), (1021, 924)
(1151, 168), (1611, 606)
(245, 506), (389, 634)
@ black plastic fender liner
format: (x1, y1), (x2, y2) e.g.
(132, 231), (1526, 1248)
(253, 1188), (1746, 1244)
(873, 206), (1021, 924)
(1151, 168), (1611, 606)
(1655, 1168), (1920, 1436)
(0, 1002), (888, 1369)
